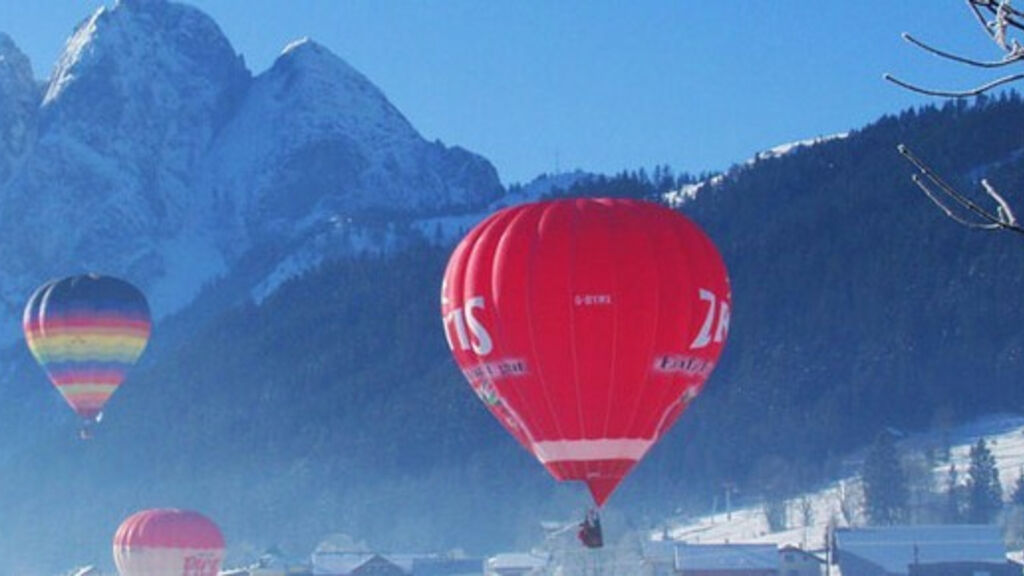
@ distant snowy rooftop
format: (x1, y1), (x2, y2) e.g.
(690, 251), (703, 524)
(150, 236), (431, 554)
(486, 552), (549, 570)
(836, 525), (1007, 575)
(674, 543), (779, 572)
(311, 551), (375, 575)
(312, 551), (430, 575)
(412, 557), (484, 576)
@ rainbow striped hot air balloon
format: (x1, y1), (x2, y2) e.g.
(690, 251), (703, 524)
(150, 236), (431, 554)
(23, 274), (151, 435)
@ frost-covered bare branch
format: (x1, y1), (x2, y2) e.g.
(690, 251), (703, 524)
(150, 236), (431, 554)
(982, 178), (1019, 225)
(972, 0), (1024, 45)
(885, 1), (1024, 97)
(887, 1), (1024, 236)
(897, 145), (1024, 235)
(884, 71), (1024, 97)
(900, 32), (1024, 68)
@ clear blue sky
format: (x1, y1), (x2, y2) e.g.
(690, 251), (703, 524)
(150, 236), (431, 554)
(0, 1), (1006, 185)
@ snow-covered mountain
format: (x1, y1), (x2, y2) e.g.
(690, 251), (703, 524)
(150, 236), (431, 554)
(0, 32), (37, 186)
(412, 169), (595, 244)
(0, 0), (251, 323)
(0, 0), (502, 337)
(201, 37), (500, 238)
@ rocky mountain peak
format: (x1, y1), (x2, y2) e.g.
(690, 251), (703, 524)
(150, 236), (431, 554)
(0, 33), (38, 186)
(0, 2), (503, 338)
(0, 0), (251, 325)
(0, 32), (32, 76)
(264, 36), (418, 145)
(200, 35), (501, 245)
(45, 0), (249, 110)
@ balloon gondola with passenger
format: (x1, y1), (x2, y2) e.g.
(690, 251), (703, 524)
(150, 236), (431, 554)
(441, 198), (731, 547)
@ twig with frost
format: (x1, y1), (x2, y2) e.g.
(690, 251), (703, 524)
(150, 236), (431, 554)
(886, 1), (1024, 234)
(898, 144), (1024, 234)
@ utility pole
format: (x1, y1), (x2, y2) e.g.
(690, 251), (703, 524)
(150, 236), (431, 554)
(724, 482), (737, 521)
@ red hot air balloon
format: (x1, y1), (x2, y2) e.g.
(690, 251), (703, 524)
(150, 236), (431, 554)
(441, 198), (731, 507)
(113, 508), (225, 576)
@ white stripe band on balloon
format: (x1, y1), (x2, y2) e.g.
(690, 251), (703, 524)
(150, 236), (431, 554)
(532, 438), (654, 463)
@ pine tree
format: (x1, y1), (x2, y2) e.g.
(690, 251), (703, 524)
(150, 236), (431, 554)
(945, 464), (964, 523)
(966, 438), (1003, 524)
(1011, 467), (1024, 506)
(863, 432), (909, 525)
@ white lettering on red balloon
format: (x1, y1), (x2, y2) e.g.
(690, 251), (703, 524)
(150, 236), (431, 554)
(574, 294), (613, 306)
(442, 296), (494, 356)
(690, 288), (730, 349)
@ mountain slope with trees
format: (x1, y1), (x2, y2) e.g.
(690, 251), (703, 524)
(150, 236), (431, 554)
(3, 93), (1024, 572)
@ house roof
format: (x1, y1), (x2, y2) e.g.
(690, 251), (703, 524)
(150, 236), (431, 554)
(313, 551), (376, 575)
(779, 546), (825, 563)
(313, 552), (408, 575)
(643, 540), (678, 562)
(352, 556), (407, 575)
(485, 553), (548, 570)
(674, 543), (779, 572)
(835, 525), (1008, 575)
(411, 557), (483, 576)
(312, 551), (441, 575)
(379, 554), (422, 573)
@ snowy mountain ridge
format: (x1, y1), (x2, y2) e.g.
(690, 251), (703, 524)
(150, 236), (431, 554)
(0, 0), (502, 340)
(411, 169), (595, 244)
(664, 133), (849, 207)
(0, 32), (36, 185)
(752, 133), (849, 164)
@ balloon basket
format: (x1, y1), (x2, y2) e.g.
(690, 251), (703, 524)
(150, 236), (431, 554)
(577, 509), (603, 549)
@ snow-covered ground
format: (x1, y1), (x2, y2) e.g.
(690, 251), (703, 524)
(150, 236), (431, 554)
(653, 414), (1024, 550)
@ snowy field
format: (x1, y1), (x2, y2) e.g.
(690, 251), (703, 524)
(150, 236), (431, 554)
(653, 414), (1024, 551)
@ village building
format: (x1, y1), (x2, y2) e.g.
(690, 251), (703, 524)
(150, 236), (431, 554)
(674, 543), (780, 576)
(312, 552), (407, 576)
(483, 552), (548, 576)
(779, 545), (825, 576)
(311, 550), (484, 576)
(639, 540), (825, 576)
(641, 540), (678, 576)
(410, 556), (483, 576)
(831, 525), (1015, 576)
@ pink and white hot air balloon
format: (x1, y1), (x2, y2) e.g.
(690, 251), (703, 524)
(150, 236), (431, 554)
(113, 509), (224, 576)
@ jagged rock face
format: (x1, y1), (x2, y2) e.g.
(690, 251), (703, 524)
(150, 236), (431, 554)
(0, 0), (250, 311)
(200, 38), (502, 249)
(0, 0), (503, 326)
(0, 33), (37, 186)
